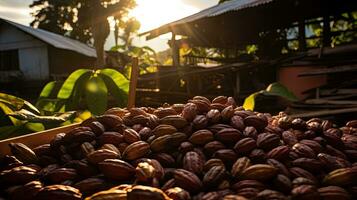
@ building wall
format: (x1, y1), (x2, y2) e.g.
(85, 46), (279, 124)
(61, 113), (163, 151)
(0, 22), (49, 80)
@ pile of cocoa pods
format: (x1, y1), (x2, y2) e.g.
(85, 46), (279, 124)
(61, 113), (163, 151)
(1, 96), (356, 200)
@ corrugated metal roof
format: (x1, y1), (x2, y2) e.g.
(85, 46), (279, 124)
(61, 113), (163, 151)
(142, 0), (274, 38)
(2, 18), (97, 58)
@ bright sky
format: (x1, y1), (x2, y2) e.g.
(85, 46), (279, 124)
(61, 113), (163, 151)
(0, 0), (218, 52)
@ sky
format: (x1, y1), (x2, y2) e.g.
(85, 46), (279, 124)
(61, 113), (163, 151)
(0, 0), (218, 52)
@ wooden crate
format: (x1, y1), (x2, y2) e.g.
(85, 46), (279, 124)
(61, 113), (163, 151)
(0, 123), (79, 158)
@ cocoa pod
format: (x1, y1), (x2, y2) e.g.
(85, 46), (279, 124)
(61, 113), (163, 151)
(127, 185), (169, 200)
(182, 103), (197, 122)
(346, 120), (357, 128)
(189, 99), (210, 113)
(45, 167), (77, 183)
(207, 109), (222, 124)
(152, 125), (177, 137)
(183, 151), (204, 175)
(32, 144), (53, 157)
(101, 144), (121, 154)
(160, 115), (188, 129)
(87, 149), (119, 164)
(135, 162), (156, 182)
(212, 96), (227, 104)
(201, 191), (221, 200)
(266, 146), (290, 161)
(36, 185), (82, 200)
(232, 180), (265, 191)
(243, 126), (258, 139)
(223, 195), (248, 200)
(255, 189), (286, 200)
(273, 174), (292, 193)
(241, 164), (277, 181)
(291, 185), (319, 200)
(165, 187), (191, 200)
(215, 128), (242, 145)
(290, 167), (317, 184)
(85, 188), (127, 200)
(234, 138), (256, 155)
(249, 149), (267, 163)
(221, 106), (234, 121)
(9, 143), (38, 164)
(291, 118), (307, 130)
(210, 103), (226, 111)
(139, 127), (152, 141)
(292, 158), (322, 172)
(99, 132), (124, 146)
(152, 153), (176, 167)
(123, 128), (141, 144)
(73, 178), (107, 196)
(204, 141), (226, 156)
(8, 180), (43, 200)
(322, 168), (357, 186)
(236, 187), (260, 198)
(174, 169), (203, 193)
(193, 115), (208, 129)
(318, 186), (351, 200)
(0, 166), (37, 184)
(292, 177), (316, 188)
(179, 142), (194, 153)
(204, 159), (225, 172)
(96, 114), (123, 130)
(244, 115), (268, 131)
(81, 142), (95, 156)
(300, 139), (323, 154)
(154, 107), (177, 119)
(189, 129), (214, 145)
(87, 121), (105, 136)
(213, 149), (237, 165)
(122, 141), (150, 160)
(230, 116), (245, 131)
(292, 143), (316, 158)
(282, 131), (298, 147)
(203, 165), (226, 188)
(256, 133), (280, 150)
(318, 153), (351, 171)
(231, 157), (251, 178)
(98, 159), (135, 181)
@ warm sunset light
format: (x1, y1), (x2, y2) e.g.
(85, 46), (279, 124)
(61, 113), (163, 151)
(130, 0), (199, 32)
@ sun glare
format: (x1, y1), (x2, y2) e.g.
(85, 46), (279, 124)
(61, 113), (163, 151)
(130, 0), (198, 33)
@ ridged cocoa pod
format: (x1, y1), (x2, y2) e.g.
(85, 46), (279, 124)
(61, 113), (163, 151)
(292, 143), (316, 158)
(322, 168), (357, 186)
(255, 189), (286, 200)
(123, 129), (141, 144)
(267, 146), (290, 161)
(135, 162), (156, 182)
(73, 178), (107, 196)
(183, 151), (204, 175)
(122, 141), (150, 160)
(87, 149), (119, 164)
(131, 115), (149, 125)
(243, 126), (258, 139)
(292, 158), (322, 172)
(292, 177), (316, 188)
(210, 103), (226, 111)
(203, 159), (225, 172)
(200, 191), (221, 200)
(99, 132), (124, 146)
(45, 167), (77, 183)
(236, 187), (260, 198)
(244, 114), (268, 131)
(86, 121), (105, 136)
(213, 149), (237, 165)
(182, 103), (197, 122)
(203, 165), (226, 188)
(150, 135), (172, 152)
(223, 195), (248, 200)
(221, 106), (234, 121)
(325, 145), (348, 160)
(154, 108), (177, 119)
(324, 128), (344, 148)
(81, 142), (95, 156)
(84, 188), (127, 200)
(215, 128), (242, 145)
(341, 134), (357, 150)
(127, 185), (169, 200)
(96, 114), (123, 130)
(8, 180), (43, 200)
(207, 109), (221, 124)
(189, 129), (214, 145)
(256, 133), (280, 150)
(212, 96), (227, 104)
(300, 139), (323, 154)
(291, 185), (319, 200)
(9, 143), (38, 164)
(193, 115), (208, 129)
(289, 167), (317, 184)
(273, 174), (292, 193)
(165, 187), (191, 200)
(0, 166), (37, 184)
(346, 120), (357, 128)
(174, 169), (203, 193)
(204, 141), (226, 156)
(160, 115), (188, 129)
(36, 185), (82, 200)
(1, 155), (23, 170)
(282, 131), (298, 147)
(152, 153), (176, 167)
(249, 149), (267, 163)
(241, 164), (278, 181)
(161, 179), (176, 192)
(152, 125), (177, 137)
(189, 99), (210, 113)
(208, 124), (233, 133)
(32, 144), (53, 157)
(98, 159), (135, 181)
(318, 186), (351, 200)
(317, 153), (351, 171)
(231, 157), (251, 178)
(234, 138), (256, 155)
(170, 132), (188, 147)
(291, 118), (307, 130)
(232, 180), (265, 192)
(230, 116), (245, 131)
(179, 142), (194, 153)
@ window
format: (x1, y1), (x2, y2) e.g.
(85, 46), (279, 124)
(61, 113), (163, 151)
(0, 50), (19, 71)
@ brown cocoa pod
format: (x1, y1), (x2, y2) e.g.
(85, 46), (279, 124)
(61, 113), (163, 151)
(152, 124), (177, 137)
(273, 174), (292, 193)
(152, 153), (176, 167)
(212, 96), (227, 104)
(165, 187), (191, 200)
(290, 167), (317, 184)
(160, 115), (188, 129)
(84, 188), (127, 200)
(221, 106), (234, 121)
(242, 126), (258, 139)
(174, 169), (203, 193)
(266, 146), (290, 161)
(325, 145), (348, 160)
(204, 159), (225, 172)
(249, 149), (267, 163)
(241, 164), (278, 181)
(0, 166), (37, 184)
(105, 107), (128, 117)
(266, 159), (290, 177)
(135, 162), (156, 182)
(172, 103), (186, 113)
(300, 139), (323, 154)
(139, 127), (152, 141)
(236, 187), (260, 198)
(9, 180), (43, 200)
(9, 143), (38, 164)
(244, 114), (268, 131)
(208, 124), (233, 133)
(137, 158), (164, 180)
(341, 134), (357, 150)
(193, 115), (208, 129)
(147, 114), (160, 129)
(346, 120), (357, 128)
(170, 132), (188, 147)
(291, 185), (319, 200)
(97, 114), (123, 130)
(318, 153), (351, 171)
(123, 128), (141, 144)
(232, 180), (265, 191)
(255, 189), (286, 200)
(207, 109), (221, 124)
(213, 149), (238, 165)
(161, 179), (176, 192)
(183, 151), (204, 175)
(179, 142), (194, 153)
(131, 115), (149, 125)
(201, 191), (221, 200)
(204, 141), (226, 156)
(98, 159), (135, 181)
(46, 167), (77, 183)
(182, 103), (197, 122)
(292, 158), (322, 172)
(223, 195), (248, 200)
(98, 131), (123, 146)
(230, 116), (245, 131)
(73, 178), (107, 196)
(231, 157), (251, 178)
(234, 138), (256, 155)
(282, 131), (298, 147)
(215, 128), (241, 145)
(122, 141), (150, 160)
(154, 107), (177, 119)
(189, 129), (214, 145)
(189, 99), (210, 113)
(81, 142), (95, 156)
(318, 186), (350, 200)
(291, 118), (307, 130)
(203, 165), (226, 188)
(101, 144), (121, 155)
(36, 185), (82, 200)
(292, 177), (316, 188)
(86, 121), (105, 136)
(87, 149), (119, 164)
(323, 168), (357, 186)
(256, 133), (280, 150)
(292, 143), (316, 158)
(32, 144), (53, 157)
(210, 103), (226, 111)
(324, 128), (344, 148)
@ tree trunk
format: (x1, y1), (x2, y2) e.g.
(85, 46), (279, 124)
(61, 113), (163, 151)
(92, 21), (110, 68)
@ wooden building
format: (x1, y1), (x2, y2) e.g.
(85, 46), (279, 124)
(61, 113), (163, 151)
(0, 18), (96, 82)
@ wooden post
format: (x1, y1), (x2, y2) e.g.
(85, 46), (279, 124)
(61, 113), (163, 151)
(298, 19), (307, 51)
(171, 33), (180, 67)
(323, 15), (331, 47)
(127, 57), (139, 109)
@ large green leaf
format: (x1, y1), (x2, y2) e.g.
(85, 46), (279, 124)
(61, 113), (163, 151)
(65, 72), (92, 111)
(263, 82), (298, 101)
(243, 92), (260, 111)
(0, 125), (25, 140)
(99, 70), (129, 107)
(25, 122), (45, 132)
(8, 109), (67, 124)
(100, 69), (129, 92)
(0, 93), (39, 114)
(85, 76), (108, 115)
(0, 102), (21, 126)
(39, 81), (57, 98)
(58, 69), (91, 99)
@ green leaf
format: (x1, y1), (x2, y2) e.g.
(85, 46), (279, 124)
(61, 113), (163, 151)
(8, 109), (66, 124)
(0, 125), (25, 140)
(100, 69), (129, 93)
(243, 92), (260, 111)
(58, 69), (91, 99)
(99, 70), (129, 108)
(0, 102), (21, 126)
(85, 76), (108, 115)
(65, 72), (92, 111)
(39, 81), (57, 98)
(25, 122), (45, 132)
(263, 82), (298, 101)
(0, 92), (24, 110)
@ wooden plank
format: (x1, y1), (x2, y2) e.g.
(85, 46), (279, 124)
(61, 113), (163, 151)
(305, 99), (357, 105)
(289, 107), (357, 118)
(0, 123), (79, 158)
(127, 57), (139, 109)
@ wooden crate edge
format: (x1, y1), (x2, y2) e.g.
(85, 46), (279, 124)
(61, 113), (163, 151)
(0, 123), (80, 158)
